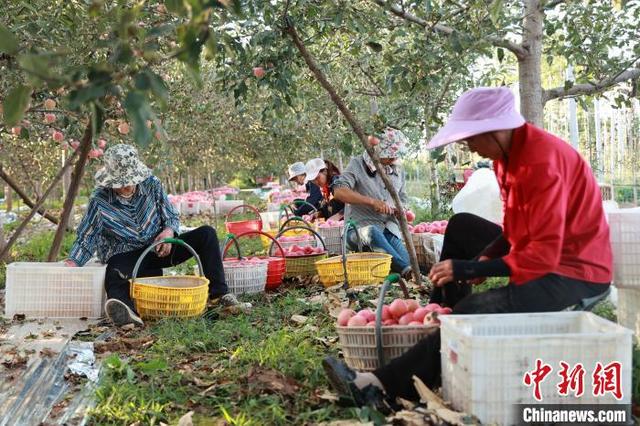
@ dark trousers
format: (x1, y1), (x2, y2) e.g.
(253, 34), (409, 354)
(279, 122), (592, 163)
(105, 226), (228, 311)
(374, 213), (610, 400)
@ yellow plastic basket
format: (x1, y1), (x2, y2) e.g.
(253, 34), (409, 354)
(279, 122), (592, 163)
(285, 253), (328, 277)
(315, 253), (392, 288)
(130, 238), (209, 319)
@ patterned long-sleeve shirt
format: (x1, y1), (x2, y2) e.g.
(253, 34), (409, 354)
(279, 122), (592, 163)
(68, 176), (180, 266)
(332, 155), (407, 239)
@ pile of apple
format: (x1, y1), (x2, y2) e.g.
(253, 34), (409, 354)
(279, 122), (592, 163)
(408, 220), (448, 235)
(224, 257), (268, 266)
(277, 235), (314, 243)
(282, 245), (326, 257)
(318, 219), (344, 228)
(337, 299), (452, 327)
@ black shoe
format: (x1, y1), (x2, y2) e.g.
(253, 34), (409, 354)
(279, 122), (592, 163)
(104, 299), (144, 327)
(322, 357), (390, 413)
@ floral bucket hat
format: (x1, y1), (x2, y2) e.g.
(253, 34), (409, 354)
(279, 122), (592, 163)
(363, 126), (409, 174)
(95, 144), (151, 188)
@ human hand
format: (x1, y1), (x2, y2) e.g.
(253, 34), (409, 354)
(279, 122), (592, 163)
(154, 228), (174, 257)
(370, 199), (394, 215)
(64, 259), (78, 267)
(428, 260), (454, 287)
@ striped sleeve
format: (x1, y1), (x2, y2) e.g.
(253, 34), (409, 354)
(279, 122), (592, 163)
(151, 176), (180, 234)
(68, 196), (102, 266)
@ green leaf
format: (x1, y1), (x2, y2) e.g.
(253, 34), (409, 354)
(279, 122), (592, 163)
(489, 0), (503, 26)
(136, 358), (168, 374)
(450, 32), (463, 53)
(3, 85), (32, 127)
(17, 53), (59, 82)
(563, 80), (574, 91)
(166, 0), (187, 16)
(0, 24), (19, 55)
(123, 91), (153, 146)
(497, 47), (504, 63)
(134, 72), (151, 91)
(19, 127), (29, 140)
(146, 71), (169, 106)
(68, 83), (110, 110)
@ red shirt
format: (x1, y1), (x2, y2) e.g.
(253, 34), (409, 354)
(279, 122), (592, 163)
(494, 124), (612, 285)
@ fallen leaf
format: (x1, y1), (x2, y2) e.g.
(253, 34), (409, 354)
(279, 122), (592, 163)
(191, 376), (214, 388)
(121, 323), (135, 331)
(386, 410), (429, 425)
(246, 366), (300, 397)
(25, 332), (38, 340)
(315, 389), (339, 402)
(199, 384), (216, 396)
(40, 348), (58, 357)
(12, 314), (25, 322)
(177, 411), (194, 426)
(42, 329), (56, 338)
(291, 314), (308, 324)
(412, 375), (478, 426)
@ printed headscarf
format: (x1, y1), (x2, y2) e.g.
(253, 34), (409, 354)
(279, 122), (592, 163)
(363, 126), (409, 175)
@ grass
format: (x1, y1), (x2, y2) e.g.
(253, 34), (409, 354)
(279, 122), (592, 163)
(88, 288), (365, 425)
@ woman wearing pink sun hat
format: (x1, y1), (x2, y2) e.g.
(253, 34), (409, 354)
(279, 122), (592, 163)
(321, 87), (612, 407)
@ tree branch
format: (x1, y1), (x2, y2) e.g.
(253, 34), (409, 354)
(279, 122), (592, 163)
(543, 68), (640, 102)
(542, 0), (565, 10)
(370, 0), (528, 59)
(283, 17), (423, 284)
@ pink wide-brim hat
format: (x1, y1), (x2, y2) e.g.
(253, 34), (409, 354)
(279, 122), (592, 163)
(426, 87), (525, 149)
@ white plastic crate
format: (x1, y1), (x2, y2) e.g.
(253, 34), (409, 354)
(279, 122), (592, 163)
(441, 312), (632, 426)
(5, 262), (107, 319)
(317, 226), (343, 256)
(260, 211), (281, 231)
(617, 287), (640, 339)
(215, 200), (244, 215)
(198, 200), (214, 214)
(180, 201), (200, 216)
(608, 209), (640, 288)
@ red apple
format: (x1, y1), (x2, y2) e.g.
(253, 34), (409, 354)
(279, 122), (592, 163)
(70, 141), (80, 150)
(368, 135), (380, 146)
(11, 126), (21, 136)
(405, 299), (420, 312)
(358, 309), (376, 323)
(398, 312), (415, 325)
(98, 139), (107, 149)
(413, 307), (429, 323)
(381, 305), (392, 321)
(405, 210), (416, 223)
(425, 303), (441, 312)
(383, 319), (398, 326)
(44, 99), (56, 109)
(44, 113), (56, 123)
(389, 299), (408, 319)
(366, 321), (376, 327)
(253, 67), (265, 78)
(436, 307), (452, 315)
(409, 321), (423, 326)
(52, 131), (64, 142)
(347, 315), (367, 327)
(337, 309), (355, 326)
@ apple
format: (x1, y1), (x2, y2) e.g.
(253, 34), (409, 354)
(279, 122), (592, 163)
(358, 309), (376, 322)
(409, 321), (423, 326)
(389, 299), (408, 319)
(436, 307), (453, 315)
(424, 303), (441, 312)
(413, 307), (429, 323)
(381, 305), (392, 321)
(11, 126), (21, 136)
(52, 131), (64, 142)
(70, 141), (80, 150)
(347, 315), (367, 327)
(253, 67), (265, 78)
(423, 311), (440, 326)
(398, 312), (415, 325)
(405, 299), (420, 312)
(44, 99), (56, 109)
(368, 135), (380, 146)
(118, 122), (130, 135)
(383, 319), (398, 326)
(98, 139), (107, 149)
(337, 309), (355, 326)
(405, 210), (415, 223)
(366, 321), (376, 327)
(44, 113), (56, 123)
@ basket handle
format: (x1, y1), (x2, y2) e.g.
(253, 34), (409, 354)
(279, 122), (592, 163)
(287, 199), (318, 215)
(224, 230), (286, 259)
(374, 273), (401, 367)
(278, 204), (294, 222)
(279, 215), (314, 232)
(272, 225), (327, 255)
(221, 233), (244, 260)
(225, 204), (262, 224)
(131, 238), (205, 283)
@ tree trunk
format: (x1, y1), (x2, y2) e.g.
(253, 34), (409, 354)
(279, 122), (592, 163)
(284, 20), (422, 284)
(47, 122), (93, 261)
(0, 167), (64, 227)
(0, 149), (80, 262)
(5, 185), (12, 212)
(518, 0), (544, 125)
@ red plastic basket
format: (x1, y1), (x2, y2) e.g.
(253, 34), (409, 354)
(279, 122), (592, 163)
(225, 204), (263, 235)
(224, 230), (286, 291)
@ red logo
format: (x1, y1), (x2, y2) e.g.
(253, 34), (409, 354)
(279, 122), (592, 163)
(523, 359), (553, 401)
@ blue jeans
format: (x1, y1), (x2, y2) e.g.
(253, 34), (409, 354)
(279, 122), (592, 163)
(347, 225), (411, 274)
